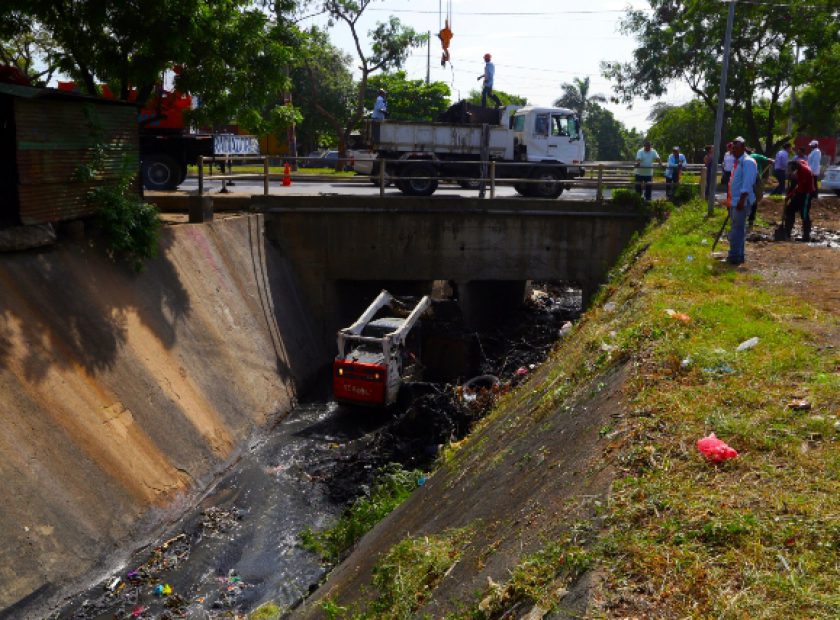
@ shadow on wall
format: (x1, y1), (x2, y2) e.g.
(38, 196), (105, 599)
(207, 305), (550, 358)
(0, 232), (190, 381)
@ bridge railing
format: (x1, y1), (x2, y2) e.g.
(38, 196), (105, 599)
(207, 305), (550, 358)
(196, 155), (712, 201)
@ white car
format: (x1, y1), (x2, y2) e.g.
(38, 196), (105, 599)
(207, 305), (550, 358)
(822, 164), (840, 196)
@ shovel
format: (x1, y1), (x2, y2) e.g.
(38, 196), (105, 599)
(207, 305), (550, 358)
(773, 197), (788, 241)
(711, 210), (729, 251)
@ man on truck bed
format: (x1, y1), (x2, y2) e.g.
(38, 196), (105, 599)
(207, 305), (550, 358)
(477, 53), (502, 108)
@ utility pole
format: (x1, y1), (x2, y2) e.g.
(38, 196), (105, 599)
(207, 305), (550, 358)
(426, 31), (431, 85)
(786, 43), (800, 137)
(708, 0), (736, 217)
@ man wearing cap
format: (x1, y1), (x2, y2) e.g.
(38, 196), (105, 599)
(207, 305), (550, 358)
(665, 146), (686, 199)
(372, 89), (388, 120)
(634, 140), (661, 201)
(807, 140), (822, 199)
(477, 53), (502, 108)
(727, 137), (758, 265)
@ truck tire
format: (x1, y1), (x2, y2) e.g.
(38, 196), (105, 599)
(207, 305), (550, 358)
(401, 163), (439, 196)
(141, 154), (183, 190)
(514, 182), (530, 197)
(458, 179), (481, 190)
(529, 167), (564, 199)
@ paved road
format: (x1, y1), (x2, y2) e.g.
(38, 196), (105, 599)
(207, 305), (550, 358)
(180, 177), (680, 201)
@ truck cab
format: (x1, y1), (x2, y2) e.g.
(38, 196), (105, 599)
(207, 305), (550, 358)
(511, 106), (584, 170)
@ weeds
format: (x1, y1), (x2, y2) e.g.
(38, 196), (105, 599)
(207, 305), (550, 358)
(300, 464), (425, 563)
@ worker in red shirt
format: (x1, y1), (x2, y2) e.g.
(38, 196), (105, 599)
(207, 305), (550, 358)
(783, 159), (816, 242)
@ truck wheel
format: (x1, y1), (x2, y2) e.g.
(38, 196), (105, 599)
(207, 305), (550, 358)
(514, 182), (531, 197)
(401, 163), (439, 196)
(142, 155), (182, 190)
(530, 168), (564, 198)
(458, 180), (481, 190)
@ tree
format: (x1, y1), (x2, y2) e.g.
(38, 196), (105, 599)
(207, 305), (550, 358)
(1, 0), (303, 133)
(367, 71), (450, 121)
(466, 89), (527, 107)
(321, 0), (426, 165)
(644, 100), (715, 163)
(553, 76), (606, 121)
(0, 26), (58, 86)
(291, 26), (356, 153)
(584, 104), (638, 161)
(602, 0), (840, 154)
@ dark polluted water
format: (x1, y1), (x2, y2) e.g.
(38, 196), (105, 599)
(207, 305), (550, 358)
(49, 284), (582, 620)
(49, 401), (396, 620)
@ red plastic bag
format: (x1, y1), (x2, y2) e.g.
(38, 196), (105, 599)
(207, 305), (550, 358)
(696, 433), (738, 463)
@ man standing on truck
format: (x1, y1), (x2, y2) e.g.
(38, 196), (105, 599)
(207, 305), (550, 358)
(372, 89), (388, 120)
(478, 53), (502, 108)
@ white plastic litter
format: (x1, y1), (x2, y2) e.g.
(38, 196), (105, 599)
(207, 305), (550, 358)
(736, 337), (759, 351)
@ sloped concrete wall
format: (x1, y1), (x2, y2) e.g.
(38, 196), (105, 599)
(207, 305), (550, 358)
(0, 214), (325, 616)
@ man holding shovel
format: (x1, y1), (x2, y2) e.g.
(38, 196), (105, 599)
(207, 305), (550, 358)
(780, 159), (815, 242)
(725, 137), (758, 265)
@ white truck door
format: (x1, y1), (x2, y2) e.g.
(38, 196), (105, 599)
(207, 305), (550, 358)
(547, 114), (578, 164)
(528, 112), (551, 160)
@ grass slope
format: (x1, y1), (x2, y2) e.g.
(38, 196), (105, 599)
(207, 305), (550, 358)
(290, 199), (838, 620)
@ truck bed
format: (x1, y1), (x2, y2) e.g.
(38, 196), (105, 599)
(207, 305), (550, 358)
(370, 120), (512, 159)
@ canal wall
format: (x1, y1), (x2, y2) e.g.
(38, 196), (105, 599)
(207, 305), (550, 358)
(0, 214), (326, 616)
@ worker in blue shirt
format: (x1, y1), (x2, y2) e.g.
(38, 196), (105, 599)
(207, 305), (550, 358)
(372, 89), (387, 120)
(664, 146), (687, 199)
(726, 137), (758, 265)
(477, 53), (502, 108)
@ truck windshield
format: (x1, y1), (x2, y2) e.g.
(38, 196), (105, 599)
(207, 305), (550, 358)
(552, 115), (578, 139)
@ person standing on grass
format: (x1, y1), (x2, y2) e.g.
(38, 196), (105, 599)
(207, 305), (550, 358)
(771, 142), (790, 195)
(477, 53), (502, 108)
(783, 159), (815, 242)
(726, 137), (758, 266)
(721, 142), (735, 189)
(634, 140), (660, 201)
(665, 146), (686, 199)
(807, 140), (823, 199)
(747, 149), (771, 227)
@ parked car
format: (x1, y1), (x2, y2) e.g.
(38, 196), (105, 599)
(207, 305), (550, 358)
(298, 150), (326, 168)
(822, 164), (840, 196)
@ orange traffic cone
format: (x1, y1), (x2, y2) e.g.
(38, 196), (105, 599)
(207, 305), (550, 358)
(282, 162), (292, 187)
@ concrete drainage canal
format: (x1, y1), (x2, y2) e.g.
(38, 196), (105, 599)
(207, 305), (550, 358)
(48, 283), (582, 620)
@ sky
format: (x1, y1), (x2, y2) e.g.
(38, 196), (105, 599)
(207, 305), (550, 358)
(297, 0), (698, 133)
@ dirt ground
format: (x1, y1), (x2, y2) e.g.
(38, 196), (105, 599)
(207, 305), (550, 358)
(742, 196), (840, 316)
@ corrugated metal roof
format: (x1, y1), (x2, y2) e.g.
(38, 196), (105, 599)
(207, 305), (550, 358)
(0, 82), (136, 107)
(14, 98), (139, 225)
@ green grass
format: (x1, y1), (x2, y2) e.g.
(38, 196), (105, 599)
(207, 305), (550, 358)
(300, 464), (426, 564)
(249, 602), (282, 620)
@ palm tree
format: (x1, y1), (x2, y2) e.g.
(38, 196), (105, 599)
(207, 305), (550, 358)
(553, 76), (606, 120)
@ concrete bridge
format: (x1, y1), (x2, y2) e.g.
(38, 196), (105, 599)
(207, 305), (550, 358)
(255, 195), (649, 342)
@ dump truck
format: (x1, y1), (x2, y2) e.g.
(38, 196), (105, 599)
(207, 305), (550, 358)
(360, 101), (585, 198)
(333, 291), (431, 407)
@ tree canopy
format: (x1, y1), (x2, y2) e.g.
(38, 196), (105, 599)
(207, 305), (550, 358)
(367, 71), (450, 122)
(553, 77), (606, 121)
(320, 0), (426, 160)
(603, 0), (840, 153)
(584, 104), (640, 161)
(0, 0), (302, 132)
(466, 89), (527, 107)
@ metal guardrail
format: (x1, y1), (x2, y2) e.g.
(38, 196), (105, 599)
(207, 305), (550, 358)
(197, 155), (711, 202)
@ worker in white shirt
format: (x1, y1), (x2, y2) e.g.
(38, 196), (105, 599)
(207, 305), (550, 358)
(806, 140), (822, 199)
